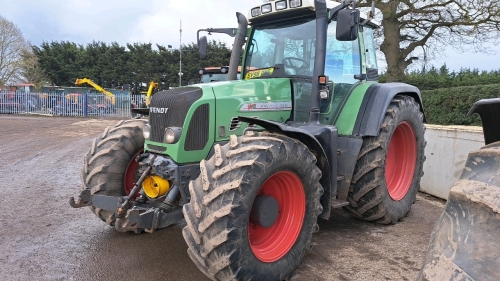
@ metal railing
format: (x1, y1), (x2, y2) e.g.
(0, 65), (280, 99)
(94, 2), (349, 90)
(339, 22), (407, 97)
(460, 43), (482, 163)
(0, 91), (145, 118)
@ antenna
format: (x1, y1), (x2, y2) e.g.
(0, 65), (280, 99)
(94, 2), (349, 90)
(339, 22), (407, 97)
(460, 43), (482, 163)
(179, 19), (183, 87)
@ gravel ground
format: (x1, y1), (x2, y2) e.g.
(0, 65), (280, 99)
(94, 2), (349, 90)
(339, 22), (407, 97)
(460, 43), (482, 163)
(0, 115), (445, 281)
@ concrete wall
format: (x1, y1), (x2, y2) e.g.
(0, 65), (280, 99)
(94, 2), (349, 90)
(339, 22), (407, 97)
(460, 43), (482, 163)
(420, 125), (484, 200)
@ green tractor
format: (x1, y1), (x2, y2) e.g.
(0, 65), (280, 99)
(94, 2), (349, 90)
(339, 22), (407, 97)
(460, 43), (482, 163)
(71, 0), (426, 280)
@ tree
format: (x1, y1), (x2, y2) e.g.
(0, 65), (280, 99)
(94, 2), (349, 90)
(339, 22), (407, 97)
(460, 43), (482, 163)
(33, 40), (232, 89)
(17, 45), (48, 90)
(33, 41), (84, 86)
(126, 42), (157, 90)
(358, 0), (500, 82)
(0, 15), (27, 86)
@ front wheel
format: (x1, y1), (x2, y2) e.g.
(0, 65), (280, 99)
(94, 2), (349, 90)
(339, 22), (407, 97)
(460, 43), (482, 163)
(81, 119), (147, 225)
(345, 95), (426, 224)
(182, 133), (323, 280)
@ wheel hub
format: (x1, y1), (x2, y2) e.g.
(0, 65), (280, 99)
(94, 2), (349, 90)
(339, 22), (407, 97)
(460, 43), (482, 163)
(248, 171), (306, 263)
(386, 121), (417, 201)
(250, 195), (279, 228)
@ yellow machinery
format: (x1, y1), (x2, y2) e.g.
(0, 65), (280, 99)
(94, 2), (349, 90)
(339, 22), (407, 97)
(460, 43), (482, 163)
(131, 81), (159, 117)
(75, 78), (116, 105)
(143, 81), (158, 107)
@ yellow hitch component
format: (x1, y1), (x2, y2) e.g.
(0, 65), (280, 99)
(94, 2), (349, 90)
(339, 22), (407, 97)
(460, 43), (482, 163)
(142, 175), (170, 199)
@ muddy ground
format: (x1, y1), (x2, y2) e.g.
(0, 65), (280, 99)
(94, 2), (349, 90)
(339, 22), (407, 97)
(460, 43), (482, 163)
(0, 115), (445, 281)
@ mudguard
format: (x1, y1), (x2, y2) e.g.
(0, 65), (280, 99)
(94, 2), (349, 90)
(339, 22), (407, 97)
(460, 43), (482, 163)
(419, 98), (500, 281)
(353, 82), (424, 136)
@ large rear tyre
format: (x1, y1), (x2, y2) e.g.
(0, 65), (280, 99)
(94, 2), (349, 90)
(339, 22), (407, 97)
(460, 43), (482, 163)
(182, 133), (323, 281)
(345, 96), (426, 224)
(419, 142), (500, 281)
(81, 119), (147, 225)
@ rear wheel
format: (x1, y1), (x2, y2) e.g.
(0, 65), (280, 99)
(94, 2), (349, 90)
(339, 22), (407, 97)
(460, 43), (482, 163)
(345, 96), (426, 224)
(182, 133), (323, 280)
(81, 119), (147, 225)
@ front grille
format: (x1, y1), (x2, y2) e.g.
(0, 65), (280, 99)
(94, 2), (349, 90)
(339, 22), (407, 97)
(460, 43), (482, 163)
(149, 87), (202, 143)
(185, 103), (210, 151)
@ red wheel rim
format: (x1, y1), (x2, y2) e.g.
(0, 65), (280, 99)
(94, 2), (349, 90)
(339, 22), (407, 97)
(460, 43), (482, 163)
(248, 171), (305, 262)
(385, 121), (417, 201)
(123, 150), (143, 198)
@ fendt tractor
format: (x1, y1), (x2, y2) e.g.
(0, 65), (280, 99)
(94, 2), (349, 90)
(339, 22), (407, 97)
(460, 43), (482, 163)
(70, 0), (426, 280)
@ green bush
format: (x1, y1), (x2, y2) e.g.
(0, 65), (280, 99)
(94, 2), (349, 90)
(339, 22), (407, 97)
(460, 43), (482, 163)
(381, 65), (500, 91)
(422, 84), (500, 126)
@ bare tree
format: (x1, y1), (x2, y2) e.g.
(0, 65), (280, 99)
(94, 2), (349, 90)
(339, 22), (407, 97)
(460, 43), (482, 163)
(17, 45), (47, 90)
(358, 0), (500, 82)
(0, 15), (27, 86)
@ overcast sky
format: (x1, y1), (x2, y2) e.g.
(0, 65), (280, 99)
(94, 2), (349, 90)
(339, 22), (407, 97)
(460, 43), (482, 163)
(2, 0), (500, 72)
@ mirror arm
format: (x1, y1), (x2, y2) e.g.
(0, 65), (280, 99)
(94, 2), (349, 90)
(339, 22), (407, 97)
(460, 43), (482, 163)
(197, 28), (237, 39)
(197, 28), (237, 59)
(197, 30), (202, 46)
(360, 1), (376, 25)
(328, 0), (355, 21)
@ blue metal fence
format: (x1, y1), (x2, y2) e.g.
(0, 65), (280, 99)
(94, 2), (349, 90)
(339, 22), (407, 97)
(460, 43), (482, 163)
(0, 91), (145, 118)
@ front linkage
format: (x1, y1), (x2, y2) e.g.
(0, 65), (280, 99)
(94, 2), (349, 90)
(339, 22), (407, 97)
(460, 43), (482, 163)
(70, 153), (193, 233)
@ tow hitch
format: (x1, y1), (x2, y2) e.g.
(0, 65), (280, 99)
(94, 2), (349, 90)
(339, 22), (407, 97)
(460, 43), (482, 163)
(70, 155), (183, 233)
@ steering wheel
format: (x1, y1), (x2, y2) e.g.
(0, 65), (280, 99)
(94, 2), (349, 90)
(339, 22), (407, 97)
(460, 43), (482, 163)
(282, 57), (310, 75)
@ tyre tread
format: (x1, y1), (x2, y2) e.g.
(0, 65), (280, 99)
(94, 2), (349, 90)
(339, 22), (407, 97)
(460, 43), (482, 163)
(81, 119), (147, 225)
(345, 96), (426, 224)
(183, 132), (323, 280)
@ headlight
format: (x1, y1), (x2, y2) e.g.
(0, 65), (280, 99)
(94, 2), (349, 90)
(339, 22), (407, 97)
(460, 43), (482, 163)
(289, 0), (302, 8)
(261, 3), (272, 14)
(276, 0), (287, 10)
(165, 127), (182, 144)
(143, 124), (151, 139)
(251, 7), (261, 17)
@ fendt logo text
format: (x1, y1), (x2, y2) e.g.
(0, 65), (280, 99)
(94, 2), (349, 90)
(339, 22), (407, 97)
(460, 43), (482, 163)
(150, 107), (169, 114)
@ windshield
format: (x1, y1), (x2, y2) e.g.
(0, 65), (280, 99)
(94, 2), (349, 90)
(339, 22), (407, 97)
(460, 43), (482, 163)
(244, 17), (316, 78)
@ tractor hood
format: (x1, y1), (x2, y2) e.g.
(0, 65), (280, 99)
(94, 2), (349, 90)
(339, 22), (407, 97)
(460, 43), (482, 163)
(144, 78), (293, 164)
(205, 78), (293, 142)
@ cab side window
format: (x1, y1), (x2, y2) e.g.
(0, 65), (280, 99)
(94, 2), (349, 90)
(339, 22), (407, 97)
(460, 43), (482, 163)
(319, 21), (360, 118)
(325, 21), (361, 84)
(363, 26), (379, 81)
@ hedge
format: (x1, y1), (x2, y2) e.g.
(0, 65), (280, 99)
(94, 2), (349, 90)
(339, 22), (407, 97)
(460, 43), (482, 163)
(421, 83), (500, 126)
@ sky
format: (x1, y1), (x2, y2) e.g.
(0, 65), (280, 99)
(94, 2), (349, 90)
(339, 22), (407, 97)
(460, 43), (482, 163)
(2, 0), (500, 72)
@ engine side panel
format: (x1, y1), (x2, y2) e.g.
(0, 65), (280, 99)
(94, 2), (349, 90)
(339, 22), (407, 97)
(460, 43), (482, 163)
(212, 78), (293, 142)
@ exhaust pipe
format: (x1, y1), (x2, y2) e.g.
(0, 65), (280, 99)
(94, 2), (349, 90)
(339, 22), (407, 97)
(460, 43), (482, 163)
(228, 12), (248, 81)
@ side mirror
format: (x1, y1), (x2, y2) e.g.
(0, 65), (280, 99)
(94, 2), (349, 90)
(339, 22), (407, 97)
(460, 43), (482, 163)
(198, 36), (207, 58)
(336, 9), (360, 41)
